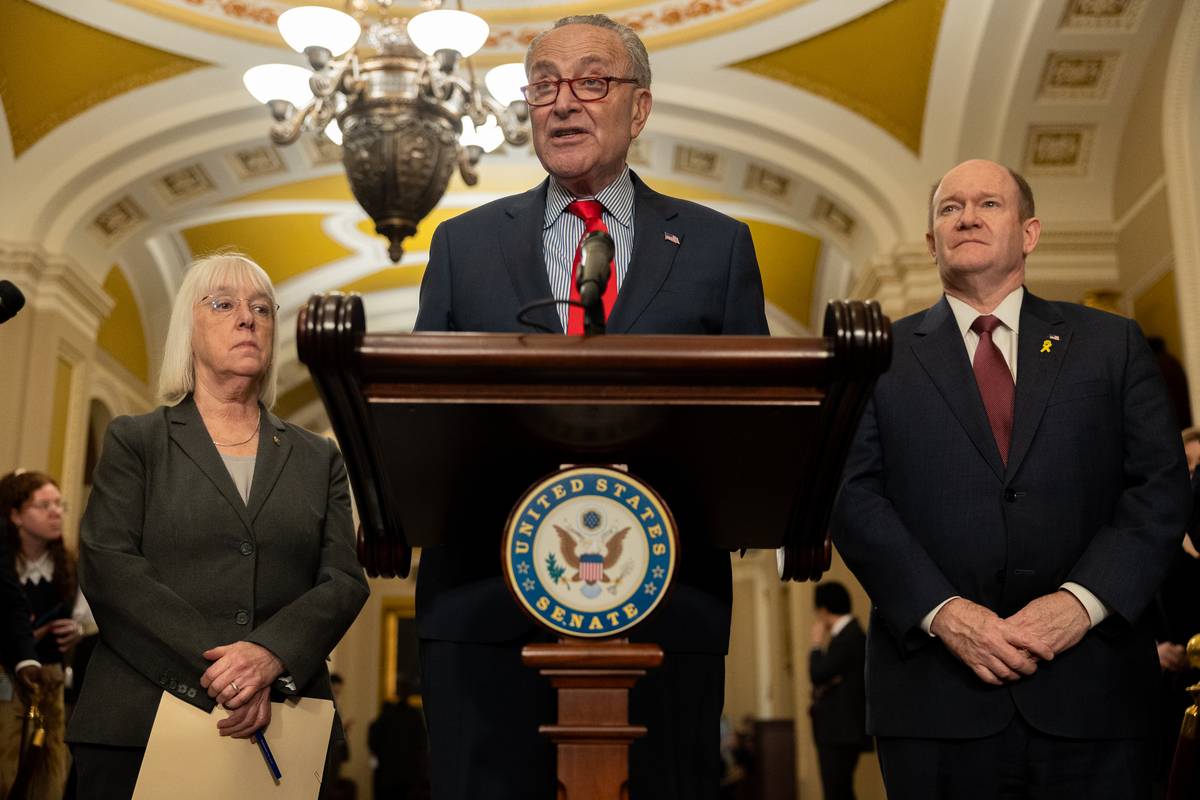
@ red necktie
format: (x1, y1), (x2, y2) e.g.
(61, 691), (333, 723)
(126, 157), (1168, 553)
(566, 199), (618, 335)
(971, 314), (1014, 464)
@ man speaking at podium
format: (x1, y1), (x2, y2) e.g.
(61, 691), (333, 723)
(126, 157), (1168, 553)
(413, 13), (767, 800)
(833, 159), (1190, 798)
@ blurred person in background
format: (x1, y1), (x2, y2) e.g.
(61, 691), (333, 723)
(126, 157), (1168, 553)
(0, 470), (94, 799)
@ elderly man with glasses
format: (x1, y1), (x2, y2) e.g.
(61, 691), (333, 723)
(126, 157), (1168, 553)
(412, 13), (768, 800)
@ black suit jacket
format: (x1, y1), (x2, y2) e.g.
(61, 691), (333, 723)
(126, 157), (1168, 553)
(67, 397), (370, 746)
(412, 171), (768, 653)
(810, 618), (870, 748)
(833, 292), (1190, 740)
(0, 533), (36, 671)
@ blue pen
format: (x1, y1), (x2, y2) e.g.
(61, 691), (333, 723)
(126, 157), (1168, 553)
(254, 730), (282, 782)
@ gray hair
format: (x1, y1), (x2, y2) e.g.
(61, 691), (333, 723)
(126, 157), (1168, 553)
(525, 14), (652, 89)
(157, 252), (279, 408)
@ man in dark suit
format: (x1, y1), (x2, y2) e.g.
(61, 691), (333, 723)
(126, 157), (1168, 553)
(832, 159), (1190, 799)
(809, 582), (869, 800)
(412, 13), (767, 800)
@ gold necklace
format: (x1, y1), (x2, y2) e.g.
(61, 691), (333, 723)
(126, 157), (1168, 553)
(212, 419), (261, 448)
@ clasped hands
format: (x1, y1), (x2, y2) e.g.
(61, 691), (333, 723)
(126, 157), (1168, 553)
(929, 591), (1090, 686)
(199, 641), (284, 739)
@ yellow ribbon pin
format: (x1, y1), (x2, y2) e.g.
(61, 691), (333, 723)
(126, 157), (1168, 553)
(1040, 339), (1053, 353)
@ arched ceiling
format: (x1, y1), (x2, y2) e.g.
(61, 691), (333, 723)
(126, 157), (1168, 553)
(0, 0), (1183, 427)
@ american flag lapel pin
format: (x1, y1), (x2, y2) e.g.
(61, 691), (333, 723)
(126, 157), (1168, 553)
(664, 232), (680, 245)
(1048, 334), (1061, 340)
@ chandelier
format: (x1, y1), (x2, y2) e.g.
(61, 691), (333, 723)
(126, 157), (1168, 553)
(243, 2), (530, 262)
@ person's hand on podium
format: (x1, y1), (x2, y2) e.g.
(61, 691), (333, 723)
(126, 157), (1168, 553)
(217, 686), (272, 739)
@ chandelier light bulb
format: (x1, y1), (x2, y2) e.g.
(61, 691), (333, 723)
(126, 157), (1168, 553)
(484, 63), (526, 106)
(460, 115), (504, 153)
(407, 10), (489, 58)
(278, 6), (362, 56)
(324, 119), (344, 146)
(242, 64), (315, 107)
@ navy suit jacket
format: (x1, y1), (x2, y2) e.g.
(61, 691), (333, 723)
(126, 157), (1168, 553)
(810, 618), (870, 748)
(412, 171), (768, 653)
(833, 292), (1189, 740)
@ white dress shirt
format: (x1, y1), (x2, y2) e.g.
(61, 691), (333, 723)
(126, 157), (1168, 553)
(922, 287), (1110, 634)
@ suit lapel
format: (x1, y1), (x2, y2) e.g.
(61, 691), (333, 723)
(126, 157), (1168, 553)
(167, 397), (253, 532)
(1005, 293), (1069, 479)
(606, 173), (681, 333)
(499, 180), (561, 333)
(245, 408), (292, 525)
(911, 298), (1006, 481)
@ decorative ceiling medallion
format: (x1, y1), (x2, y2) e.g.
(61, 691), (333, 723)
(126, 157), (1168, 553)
(93, 197), (147, 241)
(229, 146), (286, 179)
(157, 165), (215, 203)
(812, 196), (855, 237)
(1024, 125), (1095, 177)
(304, 135), (343, 167)
(1038, 52), (1120, 101)
(113, 0), (810, 58)
(745, 164), (790, 199)
(1059, 0), (1147, 31)
(673, 145), (721, 179)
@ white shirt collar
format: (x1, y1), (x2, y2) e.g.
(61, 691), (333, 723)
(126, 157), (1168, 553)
(830, 614), (854, 638)
(17, 552), (54, 585)
(945, 285), (1024, 338)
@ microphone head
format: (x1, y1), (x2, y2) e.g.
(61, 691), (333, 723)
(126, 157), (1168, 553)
(581, 230), (615, 264)
(0, 280), (26, 324)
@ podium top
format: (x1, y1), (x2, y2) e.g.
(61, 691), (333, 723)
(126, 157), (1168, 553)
(298, 294), (890, 582)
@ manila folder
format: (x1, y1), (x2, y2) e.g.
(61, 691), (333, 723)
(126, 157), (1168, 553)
(132, 691), (335, 800)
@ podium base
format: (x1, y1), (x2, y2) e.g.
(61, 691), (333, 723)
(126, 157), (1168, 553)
(523, 638), (663, 800)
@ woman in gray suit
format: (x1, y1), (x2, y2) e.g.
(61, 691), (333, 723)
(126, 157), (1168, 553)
(67, 253), (370, 798)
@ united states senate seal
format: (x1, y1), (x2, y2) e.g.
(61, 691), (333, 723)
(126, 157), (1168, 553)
(502, 466), (678, 638)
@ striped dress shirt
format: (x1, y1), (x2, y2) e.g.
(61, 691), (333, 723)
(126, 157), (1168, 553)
(542, 168), (635, 333)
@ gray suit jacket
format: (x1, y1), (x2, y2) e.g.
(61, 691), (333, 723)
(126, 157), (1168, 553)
(67, 396), (369, 746)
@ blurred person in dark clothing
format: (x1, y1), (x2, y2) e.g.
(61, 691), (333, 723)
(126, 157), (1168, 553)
(809, 581), (871, 800)
(369, 676), (428, 800)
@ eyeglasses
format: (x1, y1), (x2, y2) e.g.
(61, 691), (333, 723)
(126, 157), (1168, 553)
(198, 295), (279, 320)
(28, 499), (67, 513)
(521, 76), (640, 107)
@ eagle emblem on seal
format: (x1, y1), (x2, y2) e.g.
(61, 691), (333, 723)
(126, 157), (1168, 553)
(554, 509), (630, 598)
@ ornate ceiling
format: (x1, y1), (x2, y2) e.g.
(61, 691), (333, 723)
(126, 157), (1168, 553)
(0, 0), (1184, 428)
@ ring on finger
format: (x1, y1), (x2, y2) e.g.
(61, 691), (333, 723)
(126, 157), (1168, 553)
(231, 681), (241, 692)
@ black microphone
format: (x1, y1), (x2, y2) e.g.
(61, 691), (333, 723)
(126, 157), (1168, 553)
(577, 230), (614, 313)
(0, 281), (25, 324)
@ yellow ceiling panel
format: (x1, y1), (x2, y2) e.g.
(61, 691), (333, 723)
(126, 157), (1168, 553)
(0, 0), (207, 158)
(733, 0), (945, 154)
(355, 206), (474, 255)
(746, 220), (821, 328)
(180, 214), (354, 285)
(339, 266), (426, 294)
(96, 265), (150, 383)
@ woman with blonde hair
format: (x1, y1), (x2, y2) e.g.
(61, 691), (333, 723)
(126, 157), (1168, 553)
(66, 253), (369, 798)
(0, 469), (95, 799)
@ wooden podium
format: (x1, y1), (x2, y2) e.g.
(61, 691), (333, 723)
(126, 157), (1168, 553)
(297, 294), (891, 797)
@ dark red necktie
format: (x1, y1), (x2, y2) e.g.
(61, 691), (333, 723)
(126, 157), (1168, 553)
(971, 314), (1014, 464)
(566, 199), (617, 335)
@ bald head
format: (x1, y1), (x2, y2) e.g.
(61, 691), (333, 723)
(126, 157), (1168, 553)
(928, 160), (1035, 232)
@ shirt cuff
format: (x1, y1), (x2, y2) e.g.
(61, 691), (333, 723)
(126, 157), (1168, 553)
(274, 674), (298, 694)
(1060, 583), (1109, 627)
(13, 660), (40, 674)
(921, 596), (961, 636)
